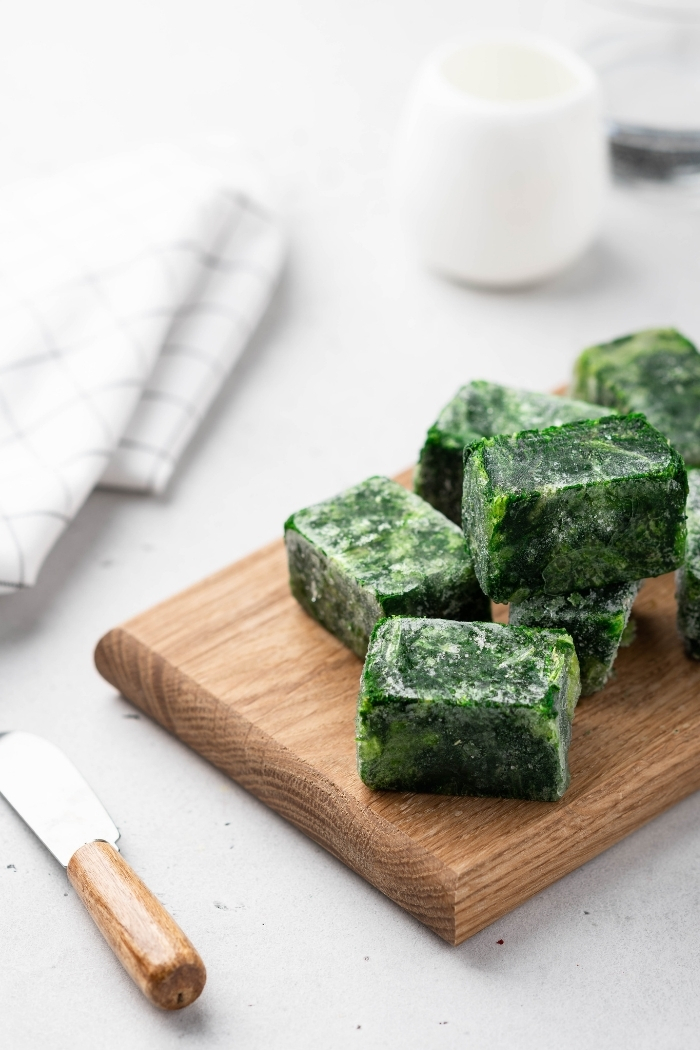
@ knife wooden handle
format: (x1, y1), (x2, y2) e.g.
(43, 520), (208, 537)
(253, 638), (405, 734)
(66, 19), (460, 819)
(67, 840), (206, 1009)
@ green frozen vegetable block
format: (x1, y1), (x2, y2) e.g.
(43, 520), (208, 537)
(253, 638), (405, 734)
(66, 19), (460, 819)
(463, 413), (687, 604)
(509, 581), (641, 696)
(356, 617), (580, 800)
(619, 617), (637, 647)
(677, 469), (700, 658)
(573, 327), (700, 466)
(415, 380), (605, 523)
(284, 476), (490, 658)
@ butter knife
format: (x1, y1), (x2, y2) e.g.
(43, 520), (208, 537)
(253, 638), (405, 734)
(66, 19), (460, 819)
(0, 731), (206, 1009)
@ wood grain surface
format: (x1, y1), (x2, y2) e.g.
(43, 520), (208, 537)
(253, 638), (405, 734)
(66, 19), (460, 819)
(95, 468), (700, 945)
(67, 840), (206, 1009)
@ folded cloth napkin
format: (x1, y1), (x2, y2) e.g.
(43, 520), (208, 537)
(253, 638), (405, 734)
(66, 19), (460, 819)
(0, 144), (285, 592)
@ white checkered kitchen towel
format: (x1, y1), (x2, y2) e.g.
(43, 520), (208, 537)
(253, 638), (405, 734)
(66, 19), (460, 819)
(0, 144), (285, 592)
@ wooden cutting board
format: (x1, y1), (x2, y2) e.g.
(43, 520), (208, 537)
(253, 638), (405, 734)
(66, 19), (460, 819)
(95, 469), (700, 945)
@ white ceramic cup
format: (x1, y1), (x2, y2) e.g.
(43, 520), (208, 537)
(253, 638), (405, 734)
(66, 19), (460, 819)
(393, 33), (608, 288)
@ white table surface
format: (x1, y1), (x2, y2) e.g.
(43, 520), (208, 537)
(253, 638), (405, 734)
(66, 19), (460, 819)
(2, 2), (700, 1047)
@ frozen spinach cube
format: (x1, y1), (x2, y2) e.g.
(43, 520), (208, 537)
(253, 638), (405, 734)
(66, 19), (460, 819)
(285, 476), (489, 658)
(619, 617), (637, 647)
(356, 617), (580, 801)
(415, 380), (604, 523)
(463, 413), (687, 604)
(573, 327), (700, 466)
(677, 469), (700, 658)
(509, 581), (641, 696)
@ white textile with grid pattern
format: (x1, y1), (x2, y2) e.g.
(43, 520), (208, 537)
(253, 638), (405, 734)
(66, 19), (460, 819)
(0, 145), (285, 592)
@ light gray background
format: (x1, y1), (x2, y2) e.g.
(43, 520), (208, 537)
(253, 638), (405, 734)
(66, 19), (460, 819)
(2, 2), (700, 1047)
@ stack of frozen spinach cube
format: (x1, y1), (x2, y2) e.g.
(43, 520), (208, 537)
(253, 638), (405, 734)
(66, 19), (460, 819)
(284, 376), (688, 804)
(416, 380), (678, 698)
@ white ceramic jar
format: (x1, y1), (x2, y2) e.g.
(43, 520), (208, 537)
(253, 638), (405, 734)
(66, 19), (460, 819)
(393, 33), (608, 288)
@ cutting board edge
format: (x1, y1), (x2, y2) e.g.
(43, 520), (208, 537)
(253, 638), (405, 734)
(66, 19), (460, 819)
(95, 626), (462, 944)
(451, 758), (700, 943)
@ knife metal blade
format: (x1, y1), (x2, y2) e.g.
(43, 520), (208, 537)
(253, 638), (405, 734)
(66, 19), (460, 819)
(0, 731), (119, 865)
